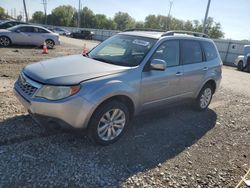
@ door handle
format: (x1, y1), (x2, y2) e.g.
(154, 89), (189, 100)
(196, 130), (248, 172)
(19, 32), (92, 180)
(176, 72), (183, 76)
(203, 67), (208, 71)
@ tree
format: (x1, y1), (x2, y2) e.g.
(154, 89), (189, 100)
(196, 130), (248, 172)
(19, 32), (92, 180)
(51, 5), (76, 26)
(80, 7), (96, 28)
(0, 6), (5, 19)
(17, 15), (22, 21)
(114, 12), (135, 30)
(135, 21), (144, 29)
(32, 11), (45, 24)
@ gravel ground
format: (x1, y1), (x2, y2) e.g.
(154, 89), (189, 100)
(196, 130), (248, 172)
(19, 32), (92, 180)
(0, 39), (249, 187)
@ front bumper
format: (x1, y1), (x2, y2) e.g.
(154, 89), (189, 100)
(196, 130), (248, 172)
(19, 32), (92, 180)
(14, 85), (94, 129)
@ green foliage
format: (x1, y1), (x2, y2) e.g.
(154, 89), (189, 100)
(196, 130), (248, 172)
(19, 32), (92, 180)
(30, 5), (224, 38)
(114, 12), (135, 30)
(51, 5), (75, 26)
(32, 11), (45, 24)
(0, 6), (5, 19)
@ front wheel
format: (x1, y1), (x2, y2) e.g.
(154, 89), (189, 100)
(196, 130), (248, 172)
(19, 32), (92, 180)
(237, 61), (243, 71)
(194, 84), (214, 111)
(0, 36), (11, 47)
(87, 100), (130, 145)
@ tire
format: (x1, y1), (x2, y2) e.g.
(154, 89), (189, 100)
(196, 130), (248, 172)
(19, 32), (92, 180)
(87, 100), (130, 145)
(194, 84), (214, 111)
(45, 39), (55, 49)
(0, 36), (11, 47)
(237, 61), (243, 71)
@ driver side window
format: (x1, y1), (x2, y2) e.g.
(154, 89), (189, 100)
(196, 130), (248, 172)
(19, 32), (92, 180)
(151, 40), (180, 67)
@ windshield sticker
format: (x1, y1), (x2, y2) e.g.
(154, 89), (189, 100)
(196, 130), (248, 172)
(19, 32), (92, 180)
(132, 39), (150, 46)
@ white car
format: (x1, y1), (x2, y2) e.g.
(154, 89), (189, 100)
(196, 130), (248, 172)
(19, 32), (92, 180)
(0, 24), (60, 48)
(234, 45), (250, 71)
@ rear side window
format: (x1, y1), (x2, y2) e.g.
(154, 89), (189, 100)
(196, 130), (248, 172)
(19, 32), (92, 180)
(34, 27), (49, 33)
(202, 41), (218, 61)
(181, 40), (202, 65)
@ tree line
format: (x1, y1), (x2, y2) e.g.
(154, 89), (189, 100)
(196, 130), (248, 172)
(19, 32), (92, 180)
(0, 5), (224, 38)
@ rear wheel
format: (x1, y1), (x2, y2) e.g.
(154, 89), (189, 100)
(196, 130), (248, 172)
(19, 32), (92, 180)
(194, 84), (214, 111)
(88, 100), (130, 145)
(45, 39), (55, 49)
(0, 36), (11, 47)
(237, 61), (243, 71)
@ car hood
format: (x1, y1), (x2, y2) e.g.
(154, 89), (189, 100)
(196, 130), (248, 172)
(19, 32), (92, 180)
(0, 29), (11, 34)
(23, 54), (130, 85)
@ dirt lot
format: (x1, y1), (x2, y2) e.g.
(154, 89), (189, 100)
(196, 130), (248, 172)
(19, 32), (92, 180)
(0, 38), (249, 187)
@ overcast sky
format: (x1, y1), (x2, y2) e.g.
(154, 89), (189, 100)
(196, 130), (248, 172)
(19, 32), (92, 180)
(1, 0), (249, 40)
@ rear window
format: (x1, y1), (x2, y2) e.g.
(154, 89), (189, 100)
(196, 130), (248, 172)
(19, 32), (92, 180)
(202, 41), (218, 61)
(181, 40), (203, 65)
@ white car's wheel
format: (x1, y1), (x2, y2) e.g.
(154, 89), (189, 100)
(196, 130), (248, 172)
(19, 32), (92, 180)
(0, 36), (11, 47)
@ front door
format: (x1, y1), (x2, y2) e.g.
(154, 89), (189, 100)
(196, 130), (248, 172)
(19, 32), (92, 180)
(12, 26), (33, 45)
(140, 40), (183, 109)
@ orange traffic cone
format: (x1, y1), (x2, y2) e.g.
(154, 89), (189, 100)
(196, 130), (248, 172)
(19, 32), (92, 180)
(42, 42), (48, 54)
(82, 43), (88, 55)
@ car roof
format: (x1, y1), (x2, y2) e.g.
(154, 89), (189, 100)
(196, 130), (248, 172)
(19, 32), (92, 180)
(10, 24), (52, 33)
(119, 30), (212, 42)
(120, 31), (164, 39)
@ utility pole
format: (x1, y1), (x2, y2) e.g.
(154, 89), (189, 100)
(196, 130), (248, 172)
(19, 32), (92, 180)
(23, 0), (28, 22)
(202, 0), (211, 34)
(78, 0), (81, 28)
(167, 0), (174, 30)
(42, 0), (47, 24)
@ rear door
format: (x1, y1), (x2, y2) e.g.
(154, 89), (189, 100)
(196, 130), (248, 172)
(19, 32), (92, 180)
(180, 40), (206, 97)
(32, 27), (50, 45)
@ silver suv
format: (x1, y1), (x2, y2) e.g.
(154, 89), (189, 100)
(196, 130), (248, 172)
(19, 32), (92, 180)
(14, 30), (222, 145)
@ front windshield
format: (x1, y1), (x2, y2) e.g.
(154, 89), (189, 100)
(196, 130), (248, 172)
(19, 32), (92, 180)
(88, 34), (156, 67)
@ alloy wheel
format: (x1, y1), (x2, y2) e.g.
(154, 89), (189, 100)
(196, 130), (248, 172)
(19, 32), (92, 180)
(199, 88), (212, 109)
(97, 109), (126, 141)
(0, 37), (10, 47)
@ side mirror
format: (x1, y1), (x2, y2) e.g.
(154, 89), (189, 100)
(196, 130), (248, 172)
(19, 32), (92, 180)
(150, 59), (167, 71)
(15, 30), (21, 33)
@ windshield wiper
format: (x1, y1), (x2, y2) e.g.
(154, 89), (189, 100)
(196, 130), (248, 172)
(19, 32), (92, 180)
(92, 57), (112, 64)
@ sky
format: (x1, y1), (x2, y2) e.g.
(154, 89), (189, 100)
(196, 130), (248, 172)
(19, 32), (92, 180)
(1, 0), (250, 40)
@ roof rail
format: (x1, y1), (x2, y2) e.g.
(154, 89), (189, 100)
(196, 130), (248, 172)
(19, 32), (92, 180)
(123, 28), (166, 32)
(162, 30), (209, 38)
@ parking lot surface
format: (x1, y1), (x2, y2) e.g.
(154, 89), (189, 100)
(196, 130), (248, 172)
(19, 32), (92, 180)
(0, 38), (249, 187)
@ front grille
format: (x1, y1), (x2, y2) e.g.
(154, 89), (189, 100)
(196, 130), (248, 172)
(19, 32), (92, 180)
(17, 75), (38, 97)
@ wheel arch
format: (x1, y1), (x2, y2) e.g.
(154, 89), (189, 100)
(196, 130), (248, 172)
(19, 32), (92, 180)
(86, 94), (135, 129)
(196, 79), (217, 98)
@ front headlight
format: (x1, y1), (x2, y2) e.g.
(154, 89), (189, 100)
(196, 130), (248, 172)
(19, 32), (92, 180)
(35, 85), (80, 100)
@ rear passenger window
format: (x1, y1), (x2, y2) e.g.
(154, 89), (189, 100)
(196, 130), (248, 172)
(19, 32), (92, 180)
(34, 27), (49, 33)
(181, 40), (202, 65)
(202, 41), (218, 61)
(151, 40), (179, 67)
